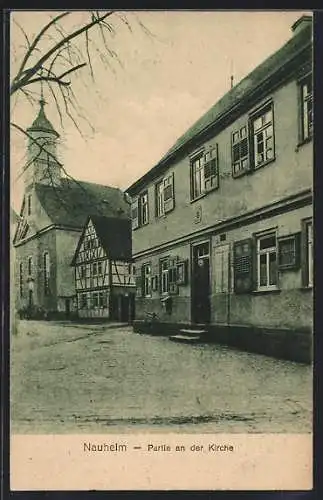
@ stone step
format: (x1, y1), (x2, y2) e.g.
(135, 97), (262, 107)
(169, 334), (202, 344)
(180, 328), (206, 335)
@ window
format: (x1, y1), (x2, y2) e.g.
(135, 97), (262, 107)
(131, 192), (149, 229)
(256, 233), (277, 290)
(98, 291), (106, 308)
(80, 265), (86, 278)
(28, 256), (32, 276)
(302, 220), (313, 287)
(139, 192), (149, 226)
(190, 146), (218, 200)
(278, 234), (300, 270)
(307, 222), (313, 287)
(27, 194), (32, 216)
(232, 126), (249, 177)
(43, 252), (50, 295)
(142, 263), (152, 297)
(160, 259), (169, 294)
(300, 75), (313, 142)
(251, 104), (275, 169)
(79, 293), (87, 309)
(98, 261), (103, 275)
(155, 173), (175, 217)
(19, 263), (24, 298)
(92, 292), (99, 308)
(92, 262), (98, 276)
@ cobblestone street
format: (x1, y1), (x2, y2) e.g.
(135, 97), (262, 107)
(11, 320), (312, 433)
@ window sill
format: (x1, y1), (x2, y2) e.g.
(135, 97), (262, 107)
(253, 157), (276, 171)
(296, 137), (312, 150)
(252, 288), (281, 296)
(299, 286), (313, 291)
(190, 187), (218, 204)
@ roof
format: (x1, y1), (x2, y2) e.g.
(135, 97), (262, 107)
(127, 18), (312, 195)
(27, 99), (59, 138)
(91, 214), (132, 261)
(72, 214), (132, 264)
(35, 178), (130, 229)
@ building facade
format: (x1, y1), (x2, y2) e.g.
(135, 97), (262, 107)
(126, 16), (313, 361)
(13, 100), (130, 318)
(72, 215), (135, 321)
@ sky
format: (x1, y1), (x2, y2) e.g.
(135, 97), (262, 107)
(10, 10), (311, 210)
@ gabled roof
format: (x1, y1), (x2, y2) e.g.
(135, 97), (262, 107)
(71, 214), (132, 265)
(35, 178), (130, 229)
(127, 18), (312, 195)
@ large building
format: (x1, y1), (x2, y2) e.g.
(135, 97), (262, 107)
(126, 16), (313, 362)
(71, 215), (135, 321)
(13, 99), (130, 318)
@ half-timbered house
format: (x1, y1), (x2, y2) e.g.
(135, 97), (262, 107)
(13, 99), (130, 318)
(72, 215), (135, 321)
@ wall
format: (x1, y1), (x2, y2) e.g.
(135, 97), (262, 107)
(211, 204), (313, 330)
(132, 78), (313, 256)
(55, 229), (81, 304)
(135, 243), (191, 323)
(133, 204), (312, 331)
(15, 229), (58, 312)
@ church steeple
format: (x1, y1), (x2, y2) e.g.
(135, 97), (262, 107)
(25, 95), (62, 188)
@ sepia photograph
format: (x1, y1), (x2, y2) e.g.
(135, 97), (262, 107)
(9, 9), (313, 490)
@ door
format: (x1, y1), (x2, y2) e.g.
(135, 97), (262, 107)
(65, 299), (70, 318)
(191, 241), (211, 324)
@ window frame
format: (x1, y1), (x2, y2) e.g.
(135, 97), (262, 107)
(299, 73), (313, 143)
(19, 262), (24, 298)
(142, 262), (152, 297)
(250, 101), (275, 170)
(139, 191), (149, 226)
(256, 231), (278, 291)
(190, 145), (219, 202)
(43, 252), (50, 295)
(301, 219), (313, 288)
(231, 125), (250, 178)
(160, 258), (170, 295)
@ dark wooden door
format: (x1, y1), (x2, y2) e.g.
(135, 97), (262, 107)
(192, 242), (211, 324)
(65, 299), (70, 318)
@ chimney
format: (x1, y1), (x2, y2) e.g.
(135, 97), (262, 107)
(291, 15), (312, 36)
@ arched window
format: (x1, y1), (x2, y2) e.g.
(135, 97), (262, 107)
(28, 256), (32, 276)
(43, 252), (50, 294)
(19, 263), (24, 298)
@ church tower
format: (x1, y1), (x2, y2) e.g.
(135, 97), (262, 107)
(24, 98), (62, 188)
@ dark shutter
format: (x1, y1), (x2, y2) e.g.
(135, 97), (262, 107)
(278, 233), (301, 270)
(164, 172), (175, 213)
(233, 238), (254, 293)
(131, 200), (139, 230)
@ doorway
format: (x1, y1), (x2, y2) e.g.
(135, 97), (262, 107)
(65, 298), (71, 318)
(191, 241), (211, 324)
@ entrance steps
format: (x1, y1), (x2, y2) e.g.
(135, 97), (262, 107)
(169, 326), (207, 344)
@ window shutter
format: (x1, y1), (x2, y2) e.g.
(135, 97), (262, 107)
(131, 200), (139, 230)
(164, 173), (175, 213)
(233, 238), (254, 293)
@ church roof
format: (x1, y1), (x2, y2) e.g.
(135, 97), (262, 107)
(27, 99), (59, 137)
(35, 178), (130, 229)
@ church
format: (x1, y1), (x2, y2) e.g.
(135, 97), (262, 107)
(13, 98), (130, 318)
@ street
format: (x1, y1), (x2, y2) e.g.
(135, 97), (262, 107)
(11, 320), (312, 433)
